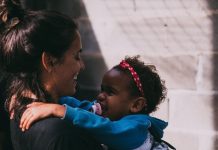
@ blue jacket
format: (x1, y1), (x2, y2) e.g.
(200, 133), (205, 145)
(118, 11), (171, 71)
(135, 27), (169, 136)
(60, 96), (168, 150)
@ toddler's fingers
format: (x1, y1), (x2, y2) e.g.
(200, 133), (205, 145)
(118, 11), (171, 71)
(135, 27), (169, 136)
(25, 116), (36, 130)
(20, 109), (30, 127)
(20, 110), (33, 129)
(22, 112), (33, 131)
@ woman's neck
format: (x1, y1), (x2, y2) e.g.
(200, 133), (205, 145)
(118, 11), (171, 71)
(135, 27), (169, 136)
(39, 68), (59, 103)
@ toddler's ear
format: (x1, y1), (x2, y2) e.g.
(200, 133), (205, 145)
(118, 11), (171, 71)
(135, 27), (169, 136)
(130, 97), (147, 113)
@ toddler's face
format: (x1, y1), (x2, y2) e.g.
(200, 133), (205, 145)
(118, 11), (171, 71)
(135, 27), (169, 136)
(97, 68), (135, 121)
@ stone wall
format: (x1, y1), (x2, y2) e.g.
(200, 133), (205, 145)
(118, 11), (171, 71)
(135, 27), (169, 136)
(62, 0), (217, 149)
(1, 0), (217, 150)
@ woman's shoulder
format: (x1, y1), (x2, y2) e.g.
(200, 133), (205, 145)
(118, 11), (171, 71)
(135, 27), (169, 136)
(10, 118), (103, 150)
(11, 117), (73, 134)
(31, 117), (74, 132)
(10, 118), (75, 141)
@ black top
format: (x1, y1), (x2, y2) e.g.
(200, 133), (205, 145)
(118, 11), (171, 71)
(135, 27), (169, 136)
(10, 118), (103, 150)
(0, 73), (14, 150)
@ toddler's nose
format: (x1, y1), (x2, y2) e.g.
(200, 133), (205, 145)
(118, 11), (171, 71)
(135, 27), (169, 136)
(97, 93), (106, 102)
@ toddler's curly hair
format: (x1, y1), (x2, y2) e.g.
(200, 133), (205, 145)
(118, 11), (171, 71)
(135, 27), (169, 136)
(114, 55), (167, 114)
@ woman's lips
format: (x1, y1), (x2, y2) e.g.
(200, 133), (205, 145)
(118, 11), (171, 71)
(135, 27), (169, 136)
(73, 74), (78, 86)
(73, 73), (78, 80)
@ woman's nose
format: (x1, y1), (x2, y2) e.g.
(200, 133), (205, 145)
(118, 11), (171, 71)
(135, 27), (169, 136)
(79, 59), (85, 71)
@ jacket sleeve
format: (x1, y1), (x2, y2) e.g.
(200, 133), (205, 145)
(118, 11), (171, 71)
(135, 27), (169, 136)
(64, 105), (150, 150)
(59, 96), (94, 110)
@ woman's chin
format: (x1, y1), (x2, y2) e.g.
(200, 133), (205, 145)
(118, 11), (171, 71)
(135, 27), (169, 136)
(69, 81), (77, 95)
(64, 88), (76, 96)
(70, 88), (76, 96)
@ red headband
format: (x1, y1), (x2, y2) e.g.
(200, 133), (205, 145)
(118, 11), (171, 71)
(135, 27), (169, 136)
(119, 60), (144, 96)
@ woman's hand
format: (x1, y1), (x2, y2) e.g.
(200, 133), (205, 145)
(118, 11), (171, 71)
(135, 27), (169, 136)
(20, 102), (66, 131)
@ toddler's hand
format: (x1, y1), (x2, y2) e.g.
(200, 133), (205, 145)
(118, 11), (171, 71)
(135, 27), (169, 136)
(19, 102), (53, 131)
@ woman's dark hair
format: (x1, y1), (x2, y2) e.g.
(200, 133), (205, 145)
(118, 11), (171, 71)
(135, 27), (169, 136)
(0, 0), (78, 121)
(113, 55), (167, 114)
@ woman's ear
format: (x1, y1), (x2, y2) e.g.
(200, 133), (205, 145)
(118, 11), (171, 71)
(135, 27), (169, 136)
(130, 97), (147, 113)
(41, 52), (54, 72)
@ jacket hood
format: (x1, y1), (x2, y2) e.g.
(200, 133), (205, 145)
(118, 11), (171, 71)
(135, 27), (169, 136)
(147, 116), (168, 139)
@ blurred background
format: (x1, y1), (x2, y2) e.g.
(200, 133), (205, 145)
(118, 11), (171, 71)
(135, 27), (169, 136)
(1, 0), (218, 150)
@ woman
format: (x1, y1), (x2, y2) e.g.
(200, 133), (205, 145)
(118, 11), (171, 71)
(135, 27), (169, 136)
(0, 0), (103, 149)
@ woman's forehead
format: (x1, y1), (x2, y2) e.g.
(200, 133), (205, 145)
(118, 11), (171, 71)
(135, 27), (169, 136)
(66, 32), (82, 54)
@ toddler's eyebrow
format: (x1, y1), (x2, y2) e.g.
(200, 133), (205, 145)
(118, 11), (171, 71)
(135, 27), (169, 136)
(101, 84), (120, 93)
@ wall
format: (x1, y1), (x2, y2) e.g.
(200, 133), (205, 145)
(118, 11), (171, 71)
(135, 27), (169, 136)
(1, 0), (217, 150)
(66, 0), (217, 149)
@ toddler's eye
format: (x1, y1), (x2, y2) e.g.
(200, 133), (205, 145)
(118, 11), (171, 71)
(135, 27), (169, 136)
(107, 90), (114, 96)
(101, 86), (114, 96)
